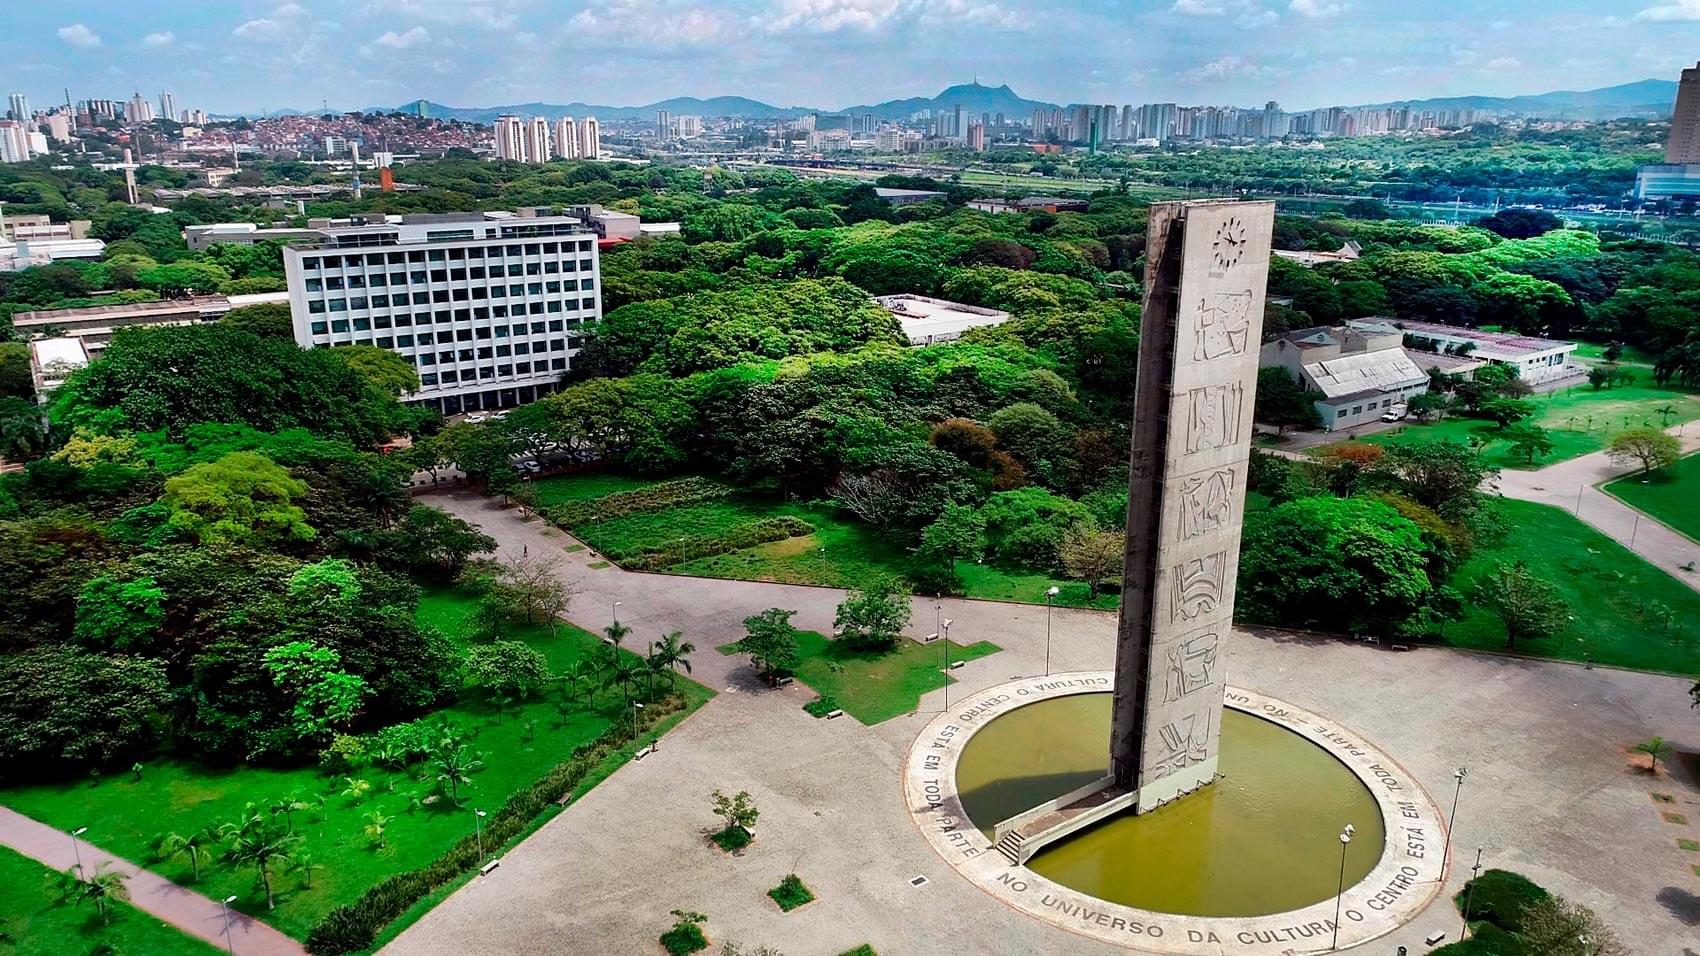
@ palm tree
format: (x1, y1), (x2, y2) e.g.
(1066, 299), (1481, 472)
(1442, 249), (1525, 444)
(432, 745), (484, 807)
(291, 853), (324, 890)
(363, 810), (395, 849)
(340, 777), (371, 802)
(1633, 736), (1673, 774)
(1657, 405), (1679, 427)
(602, 654), (644, 708)
(219, 808), (301, 911)
(649, 631), (696, 691)
(51, 862), (130, 926)
(371, 742), (409, 792)
(561, 658), (598, 705)
(152, 829), (216, 882)
(270, 793), (310, 832)
(603, 620), (631, 647)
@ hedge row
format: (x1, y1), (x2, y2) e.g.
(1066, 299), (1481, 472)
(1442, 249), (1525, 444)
(618, 517), (815, 571)
(549, 477), (733, 527)
(305, 694), (690, 954)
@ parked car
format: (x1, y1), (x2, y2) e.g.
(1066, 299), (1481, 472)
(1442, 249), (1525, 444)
(465, 414), (489, 424)
(1380, 404), (1409, 422)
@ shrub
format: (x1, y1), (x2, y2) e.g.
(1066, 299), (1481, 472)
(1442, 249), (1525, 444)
(1456, 869), (1550, 934)
(548, 478), (734, 526)
(660, 910), (709, 955)
(306, 694), (689, 953)
(711, 825), (752, 852)
(1429, 922), (1525, 955)
(803, 696), (840, 718)
(767, 873), (815, 911)
(616, 517), (813, 570)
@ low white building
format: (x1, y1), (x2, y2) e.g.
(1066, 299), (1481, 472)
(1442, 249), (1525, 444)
(1273, 240), (1362, 268)
(874, 294), (1010, 346)
(1261, 323), (1430, 431)
(1366, 318), (1577, 385)
(28, 336), (89, 396)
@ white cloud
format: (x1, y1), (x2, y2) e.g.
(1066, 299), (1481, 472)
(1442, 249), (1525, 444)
(361, 0), (523, 30)
(1237, 9), (1278, 27)
(755, 0), (910, 33)
(1637, 0), (1700, 21)
(57, 23), (102, 48)
(1172, 0), (1226, 14)
(1289, 0), (1346, 18)
(272, 2), (308, 15)
(1180, 54), (1284, 82)
(572, 1), (730, 46)
(233, 18), (286, 41)
(921, 0), (1026, 30)
(142, 31), (176, 48)
(375, 26), (431, 48)
(1484, 56), (1521, 71)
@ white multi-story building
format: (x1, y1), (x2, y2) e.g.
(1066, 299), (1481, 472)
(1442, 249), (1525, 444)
(159, 92), (176, 125)
(6, 93), (27, 122)
(493, 115), (525, 161)
(554, 117), (579, 159)
(124, 91), (154, 124)
(579, 117), (599, 159)
(0, 121), (31, 163)
(525, 116), (551, 164)
(282, 212), (602, 414)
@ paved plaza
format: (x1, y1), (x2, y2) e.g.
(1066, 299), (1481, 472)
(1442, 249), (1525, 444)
(381, 494), (1700, 955)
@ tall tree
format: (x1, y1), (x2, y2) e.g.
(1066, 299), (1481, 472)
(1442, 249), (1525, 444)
(1606, 427), (1681, 475)
(1473, 561), (1570, 650)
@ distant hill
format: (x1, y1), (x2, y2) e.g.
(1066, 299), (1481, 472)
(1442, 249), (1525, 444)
(1359, 79), (1677, 120)
(233, 78), (1678, 125)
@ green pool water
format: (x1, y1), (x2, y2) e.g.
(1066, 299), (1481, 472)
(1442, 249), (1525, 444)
(956, 693), (1386, 918)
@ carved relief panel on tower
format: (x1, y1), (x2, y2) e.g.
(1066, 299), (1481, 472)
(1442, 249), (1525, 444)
(1184, 383), (1245, 455)
(1162, 631), (1220, 703)
(1170, 550), (1228, 623)
(1177, 468), (1235, 540)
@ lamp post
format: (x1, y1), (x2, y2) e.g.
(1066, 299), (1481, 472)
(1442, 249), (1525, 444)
(219, 895), (237, 955)
(632, 701), (643, 738)
(1460, 846), (1484, 940)
(1331, 824), (1354, 950)
(940, 619), (953, 711)
(1444, 766), (1467, 877)
(612, 601), (622, 626)
(1044, 586), (1060, 676)
(69, 827), (87, 879)
(474, 809), (487, 862)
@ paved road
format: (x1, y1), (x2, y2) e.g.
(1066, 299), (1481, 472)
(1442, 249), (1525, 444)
(383, 493), (1700, 956)
(0, 806), (305, 956)
(1495, 427), (1700, 591)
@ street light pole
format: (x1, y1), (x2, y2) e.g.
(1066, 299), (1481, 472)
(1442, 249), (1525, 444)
(219, 895), (237, 954)
(612, 601), (622, 626)
(1460, 846), (1484, 940)
(1444, 767), (1467, 877)
(941, 619), (953, 711)
(1331, 824), (1354, 950)
(69, 827), (87, 879)
(1044, 586), (1059, 676)
(632, 701), (643, 738)
(474, 809), (487, 862)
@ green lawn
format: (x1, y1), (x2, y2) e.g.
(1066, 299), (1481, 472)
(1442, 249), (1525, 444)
(721, 630), (1000, 724)
(1351, 384), (1700, 471)
(1444, 499), (1700, 673)
(1603, 452), (1700, 543)
(530, 472), (659, 508)
(540, 472), (1106, 608)
(0, 589), (712, 942)
(0, 845), (220, 956)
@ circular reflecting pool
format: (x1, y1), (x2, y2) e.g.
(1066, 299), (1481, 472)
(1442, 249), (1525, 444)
(956, 693), (1386, 918)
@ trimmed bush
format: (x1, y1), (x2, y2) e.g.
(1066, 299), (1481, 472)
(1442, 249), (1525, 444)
(660, 922), (709, 955)
(549, 478), (733, 527)
(767, 873), (815, 912)
(306, 694), (689, 954)
(618, 517), (814, 570)
(1455, 869), (1550, 934)
(803, 696), (840, 718)
(711, 825), (752, 852)
(1430, 922), (1526, 955)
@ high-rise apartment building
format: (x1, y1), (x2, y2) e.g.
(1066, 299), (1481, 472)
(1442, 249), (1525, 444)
(966, 123), (986, 151)
(6, 93), (27, 122)
(493, 115), (525, 161)
(0, 121), (32, 163)
(124, 92), (154, 124)
(525, 117), (551, 163)
(282, 212), (603, 414)
(554, 117), (579, 159)
(159, 92), (176, 125)
(1668, 62), (1700, 164)
(657, 109), (672, 140)
(579, 117), (599, 159)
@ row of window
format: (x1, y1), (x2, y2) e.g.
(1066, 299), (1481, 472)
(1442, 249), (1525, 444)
(418, 358), (569, 388)
(309, 294), (598, 315)
(305, 265), (592, 291)
(301, 241), (592, 269)
(411, 339), (581, 365)
(308, 317), (585, 339)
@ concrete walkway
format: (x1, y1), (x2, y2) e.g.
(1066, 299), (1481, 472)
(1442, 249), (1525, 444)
(0, 806), (304, 956)
(388, 493), (1700, 956)
(1494, 426), (1700, 591)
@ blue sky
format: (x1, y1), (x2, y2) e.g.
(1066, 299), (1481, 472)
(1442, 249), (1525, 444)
(7, 1), (1700, 114)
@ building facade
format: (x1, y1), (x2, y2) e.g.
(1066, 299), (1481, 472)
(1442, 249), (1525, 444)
(282, 213), (602, 414)
(1261, 322), (1431, 431)
(554, 117), (579, 159)
(493, 115), (525, 161)
(525, 117), (551, 164)
(1669, 62), (1700, 165)
(1384, 319), (1578, 385)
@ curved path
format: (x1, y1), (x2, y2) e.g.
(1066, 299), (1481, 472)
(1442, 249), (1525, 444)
(0, 806), (305, 956)
(379, 492), (1699, 955)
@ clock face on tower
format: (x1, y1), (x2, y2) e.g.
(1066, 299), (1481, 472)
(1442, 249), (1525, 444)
(1212, 216), (1247, 270)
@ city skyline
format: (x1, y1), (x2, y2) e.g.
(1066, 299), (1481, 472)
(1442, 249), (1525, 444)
(5, 1), (1700, 117)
